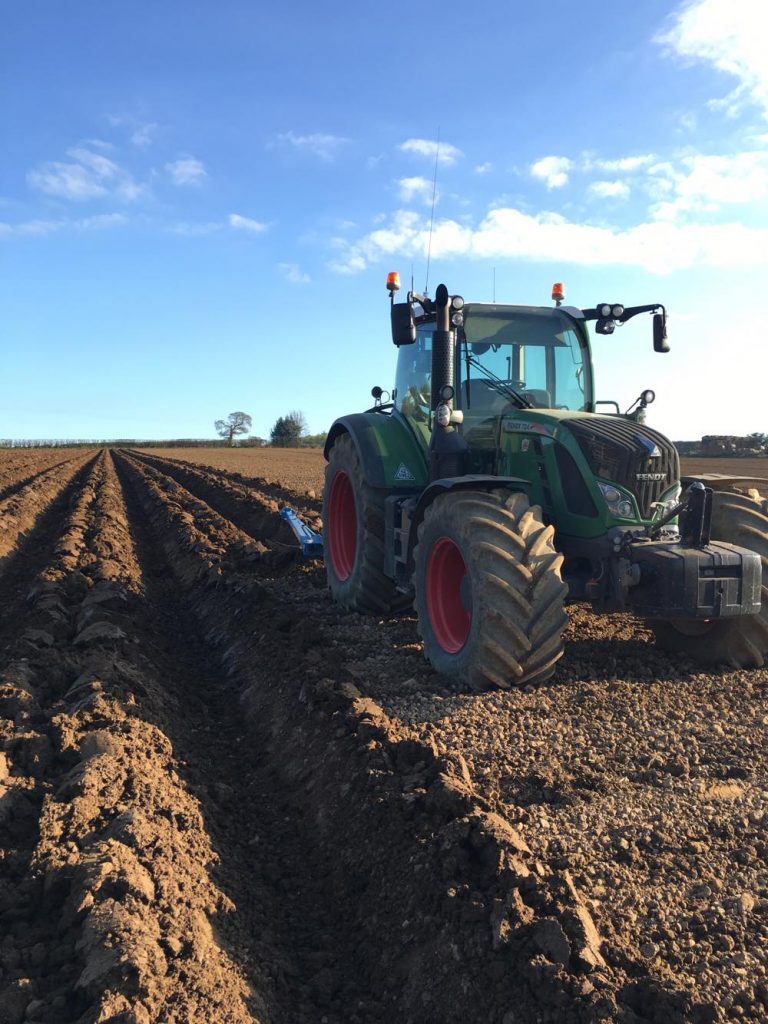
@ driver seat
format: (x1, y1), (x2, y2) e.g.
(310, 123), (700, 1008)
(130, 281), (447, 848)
(462, 379), (510, 415)
(520, 388), (551, 408)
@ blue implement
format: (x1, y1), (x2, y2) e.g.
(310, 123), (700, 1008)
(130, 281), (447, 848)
(279, 506), (324, 558)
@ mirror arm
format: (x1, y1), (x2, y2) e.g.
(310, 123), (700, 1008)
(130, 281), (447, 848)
(582, 303), (665, 322)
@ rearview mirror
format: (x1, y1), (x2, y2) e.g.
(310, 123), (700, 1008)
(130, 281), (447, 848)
(391, 302), (416, 346)
(653, 313), (669, 353)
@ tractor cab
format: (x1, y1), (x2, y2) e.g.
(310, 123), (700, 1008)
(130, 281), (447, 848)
(460, 305), (592, 414)
(391, 280), (669, 441)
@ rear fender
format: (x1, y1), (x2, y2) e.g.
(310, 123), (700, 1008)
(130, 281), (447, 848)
(325, 412), (429, 490)
(406, 474), (530, 570)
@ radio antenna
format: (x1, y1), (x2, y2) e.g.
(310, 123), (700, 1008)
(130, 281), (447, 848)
(424, 127), (440, 295)
(493, 267), (496, 303)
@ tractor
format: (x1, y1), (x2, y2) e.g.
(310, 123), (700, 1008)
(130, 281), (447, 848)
(322, 275), (768, 689)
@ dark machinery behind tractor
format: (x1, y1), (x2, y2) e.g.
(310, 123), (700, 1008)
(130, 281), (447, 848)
(320, 275), (768, 689)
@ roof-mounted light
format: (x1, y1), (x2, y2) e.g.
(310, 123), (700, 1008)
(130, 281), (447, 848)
(386, 271), (400, 294)
(552, 282), (565, 303)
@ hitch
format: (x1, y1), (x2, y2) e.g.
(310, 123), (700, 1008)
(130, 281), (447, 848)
(279, 507), (324, 558)
(646, 481), (713, 547)
(679, 481), (712, 548)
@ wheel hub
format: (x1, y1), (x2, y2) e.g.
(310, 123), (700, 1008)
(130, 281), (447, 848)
(426, 537), (471, 653)
(327, 471), (357, 581)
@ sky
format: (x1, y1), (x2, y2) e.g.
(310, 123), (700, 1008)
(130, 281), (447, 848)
(2, 0), (768, 442)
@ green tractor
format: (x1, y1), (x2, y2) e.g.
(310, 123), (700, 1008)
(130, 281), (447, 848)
(322, 274), (768, 689)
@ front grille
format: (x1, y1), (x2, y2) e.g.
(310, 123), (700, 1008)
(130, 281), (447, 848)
(566, 417), (679, 520)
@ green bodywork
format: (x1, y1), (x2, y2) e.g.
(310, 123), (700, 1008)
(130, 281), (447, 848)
(327, 406), (679, 541)
(325, 412), (429, 490)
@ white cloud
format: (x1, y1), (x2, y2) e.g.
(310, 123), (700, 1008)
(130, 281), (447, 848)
(15, 219), (65, 236)
(76, 213), (129, 230)
(0, 213), (128, 237)
(588, 154), (656, 173)
(397, 176), (434, 203)
(475, 162), (492, 175)
(108, 115), (160, 147)
(27, 146), (144, 202)
(28, 162), (107, 200)
(589, 180), (631, 199)
(650, 150), (768, 219)
(657, 0), (768, 119)
(399, 138), (463, 166)
(274, 131), (348, 161)
(329, 205), (768, 276)
(228, 213), (268, 233)
(130, 122), (158, 147)
(278, 262), (310, 284)
(530, 155), (572, 189)
(171, 222), (222, 237)
(165, 157), (207, 186)
(69, 147), (120, 179)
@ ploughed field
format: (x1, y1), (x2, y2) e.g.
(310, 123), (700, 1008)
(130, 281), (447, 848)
(0, 447), (766, 1024)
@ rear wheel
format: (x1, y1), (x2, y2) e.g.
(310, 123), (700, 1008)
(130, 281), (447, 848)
(323, 433), (410, 614)
(413, 490), (568, 689)
(652, 490), (768, 666)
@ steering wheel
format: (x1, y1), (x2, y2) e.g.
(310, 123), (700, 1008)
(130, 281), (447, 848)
(475, 379), (525, 390)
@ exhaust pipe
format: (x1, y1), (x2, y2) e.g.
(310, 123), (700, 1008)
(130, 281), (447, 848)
(428, 283), (468, 480)
(430, 284), (454, 410)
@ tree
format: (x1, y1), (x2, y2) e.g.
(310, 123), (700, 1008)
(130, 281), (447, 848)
(215, 411), (252, 446)
(270, 409), (307, 447)
(301, 431), (328, 448)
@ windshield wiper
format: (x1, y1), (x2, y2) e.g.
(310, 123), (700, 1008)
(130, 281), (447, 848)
(464, 352), (533, 409)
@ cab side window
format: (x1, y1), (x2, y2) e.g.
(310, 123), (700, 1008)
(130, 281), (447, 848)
(395, 326), (433, 422)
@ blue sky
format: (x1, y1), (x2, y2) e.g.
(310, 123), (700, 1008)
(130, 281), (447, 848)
(2, 0), (767, 442)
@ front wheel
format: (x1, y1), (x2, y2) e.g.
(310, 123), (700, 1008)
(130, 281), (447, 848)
(413, 490), (568, 689)
(652, 490), (768, 666)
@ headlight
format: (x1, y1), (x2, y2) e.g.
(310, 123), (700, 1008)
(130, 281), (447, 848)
(598, 481), (637, 520)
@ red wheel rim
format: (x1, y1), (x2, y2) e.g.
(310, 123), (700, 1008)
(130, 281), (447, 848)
(426, 537), (471, 652)
(327, 471), (357, 581)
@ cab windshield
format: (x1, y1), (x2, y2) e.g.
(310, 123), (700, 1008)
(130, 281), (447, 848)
(460, 306), (589, 412)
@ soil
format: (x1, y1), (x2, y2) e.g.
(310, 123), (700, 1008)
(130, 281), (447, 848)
(0, 446), (765, 1023)
(141, 447), (326, 498)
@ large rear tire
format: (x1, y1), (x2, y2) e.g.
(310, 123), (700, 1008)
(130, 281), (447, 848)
(652, 491), (768, 666)
(323, 433), (410, 614)
(413, 490), (568, 689)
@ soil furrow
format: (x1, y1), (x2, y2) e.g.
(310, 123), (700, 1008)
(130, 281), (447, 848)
(125, 448), (318, 552)
(0, 451), (96, 578)
(0, 452), (82, 504)
(135, 447), (324, 512)
(0, 451), (267, 1023)
(113, 450), (370, 1023)
(111, 456), (646, 1022)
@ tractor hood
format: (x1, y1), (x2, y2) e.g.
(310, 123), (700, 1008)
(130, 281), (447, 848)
(501, 409), (680, 521)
